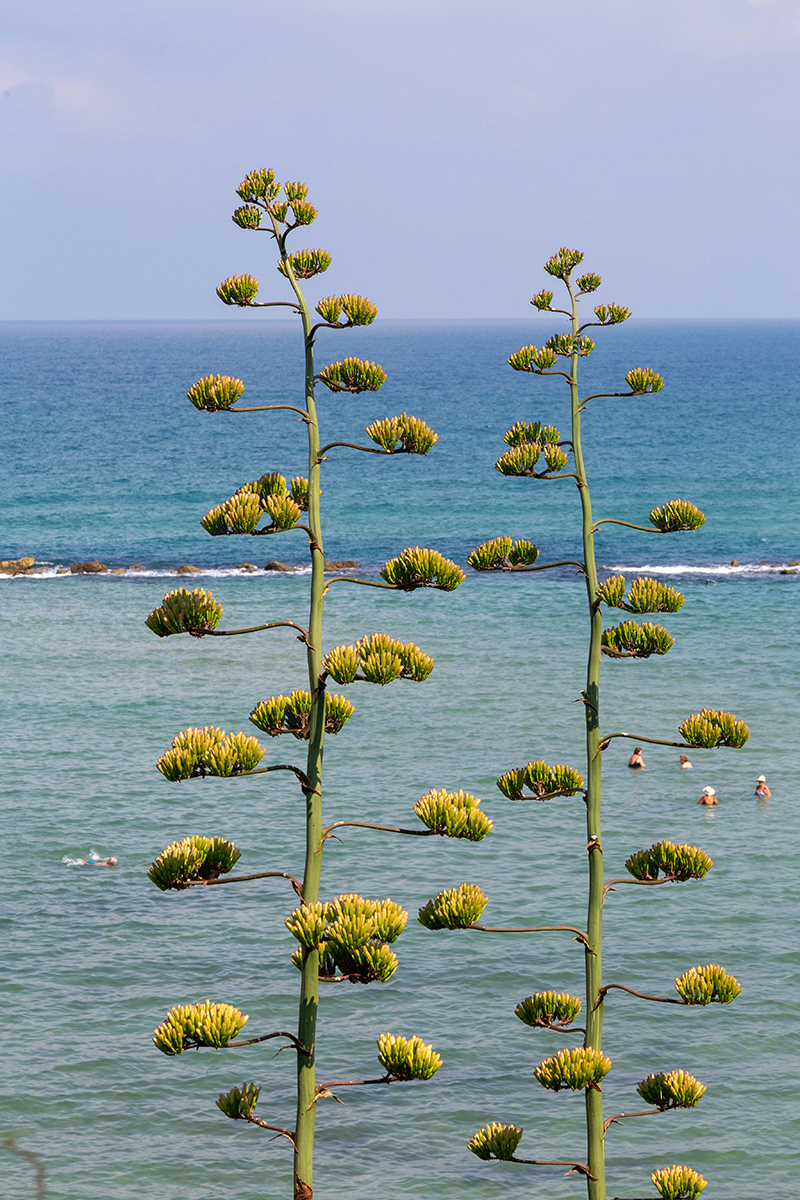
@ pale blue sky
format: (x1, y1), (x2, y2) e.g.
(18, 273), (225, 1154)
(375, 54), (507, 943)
(2, 0), (799, 318)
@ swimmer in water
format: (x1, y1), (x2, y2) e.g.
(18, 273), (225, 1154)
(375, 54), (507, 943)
(679, 754), (693, 769)
(755, 775), (771, 798)
(628, 747), (645, 769)
(698, 787), (718, 805)
(62, 853), (118, 867)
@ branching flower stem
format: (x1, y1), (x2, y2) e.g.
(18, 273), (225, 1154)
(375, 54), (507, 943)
(321, 819), (436, 839)
(186, 870), (303, 895)
(595, 732), (709, 758)
(590, 517), (663, 535)
(509, 1156), (595, 1178)
(603, 1109), (662, 1136)
(602, 877), (678, 899)
(470, 923), (593, 952)
(226, 1031), (310, 1053)
(504, 560), (587, 574)
(558, 273), (608, 1200)
(228, 403), (309, 416)
(593, 983), (685, 1010)
(262, 214), (328, 1200)
(205, 621), (310, 641)
(317, 441), (394, 457)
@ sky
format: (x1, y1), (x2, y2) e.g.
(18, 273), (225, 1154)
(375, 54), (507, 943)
(2, 0), (800, 319)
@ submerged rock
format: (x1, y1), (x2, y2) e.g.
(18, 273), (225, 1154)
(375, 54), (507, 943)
(70, 561), (107, 574)
(176, 565), (202, 574)
(324, 560), (359, 570)
(239, 563), (258, 572)
(264, 561), (295, 572)
(730, 559), (739, 566)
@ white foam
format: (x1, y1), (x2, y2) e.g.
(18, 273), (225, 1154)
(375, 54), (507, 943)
(0, 565), (313, 580)
(606, 562), (798, 576)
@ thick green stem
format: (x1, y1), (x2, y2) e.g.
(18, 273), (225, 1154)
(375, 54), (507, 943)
(277, 241), (324, 1200)
(566, 280), (606, 1199)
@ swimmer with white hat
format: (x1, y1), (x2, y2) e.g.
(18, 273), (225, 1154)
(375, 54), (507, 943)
(755, 775), (771, 798)
(698, 787), (718, 806)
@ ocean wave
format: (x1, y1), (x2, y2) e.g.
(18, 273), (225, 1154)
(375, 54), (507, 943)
(0, 565), (315, 580)
(605, 562), (799, 576)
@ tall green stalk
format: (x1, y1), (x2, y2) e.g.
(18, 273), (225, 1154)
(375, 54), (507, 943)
(453, 248), (750, 1200)
(144, 167), (477, 1200)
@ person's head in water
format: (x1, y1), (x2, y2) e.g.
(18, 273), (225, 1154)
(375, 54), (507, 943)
(699, 786), (717, 805)
(679, 754), (692, 768)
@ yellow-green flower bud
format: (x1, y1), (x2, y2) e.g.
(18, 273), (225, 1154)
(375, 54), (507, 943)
(232, 205), (262, 230)
(468, 1122), (523, 1161)
(339, 293), (378, 326)
(601, 620), (675, 658)
(678, 708), (749, 748)
(145, 587), (223, 638)
(216, 275), (259, 306)
(651, 1165), (707, 1200)
(515, 991), (582, 1028)
(317, 356), (387, 394)
(418, 883), (487, 930)
(543, 247), (584, 279)
(626, 366), (665, 394)
(187, 374), (245, 411)
(376, 1032), (442, 1080)
(507, 344), (558, 372)
(576, 272), (602, 293)
(277, 248), (331, 279)
(534, 1046), (611, 1091)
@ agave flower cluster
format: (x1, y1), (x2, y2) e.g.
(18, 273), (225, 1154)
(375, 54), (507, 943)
(153, 1000), (248, 1055)
(365, 412), (438, 455)
(286, 894), (409, 984)
(323, 633), (434, 685)
(376, 1033), (443, 1081)
(601, 620), (675, 658)
(148, 835), (241, 891)
(315, 293), (378, 326)
(495, 437), (569, 476)
(649, 499), (706, 532)
(674, 964), (741, 1005)
(496, 759), (584, 801)
(187, 374), (245, 411)
(651, 1164), (707, 1200)
(417, 883), (488, 930)
(534, 1046), (612, 1092)
(515, 991), (582, 1029)
(145, 588), (223, 638)
(637, 1070), (706, 1110)
(216, 1081), (261, 1121)
(157, 726), (264, 781)
(596, 575), (685, 614)
(201, 472), (308, 536)
(679, 708), (750, 749)
(380, 546), (465, 592)
(625, 841), (712, 882)
(467, 535), (539, 571)
(249, 690), (354, 740)
(317, 357), (387, 393)
(413, 788), (492, 841)
(467, 1122), (524, 1161)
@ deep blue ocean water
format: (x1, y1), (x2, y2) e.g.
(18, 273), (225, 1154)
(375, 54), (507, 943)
(1, 319), (798, 1200)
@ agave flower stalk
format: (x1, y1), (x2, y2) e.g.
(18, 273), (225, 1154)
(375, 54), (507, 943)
(463, 248), (748, 1199)
(147, 168), (460, 1200)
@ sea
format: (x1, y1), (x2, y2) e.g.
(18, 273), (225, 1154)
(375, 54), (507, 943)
(1, 318), (798, 1200)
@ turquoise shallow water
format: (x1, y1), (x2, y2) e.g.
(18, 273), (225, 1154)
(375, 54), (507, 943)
(1, 319), (798, 1200)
